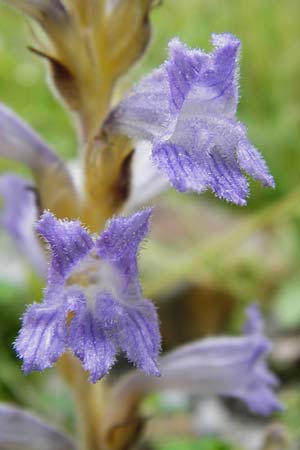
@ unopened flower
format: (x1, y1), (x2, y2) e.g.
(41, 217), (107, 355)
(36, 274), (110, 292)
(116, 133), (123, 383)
(15, 209), (161, 383)
(107, 33), (274, 205)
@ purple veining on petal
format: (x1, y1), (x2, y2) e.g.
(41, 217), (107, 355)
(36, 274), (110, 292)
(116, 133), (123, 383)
(237, 139), (275, 188)
(0, 173), (47, 277)
(157, 337), (269, 396)
(96, 209), (161, 376)
(98, 294), (161, 376)
(36, 211), (94, 284)
(15, 287), (85, 373)
(127, 304), (282, 416)
(68, 297), (116, 383)
(16, 210), (161, 382)
(108, 33), (274, 205)
(97, 208), (152, 270)
(208, 33), (240, 115)
(106, 68), (171, 142)
(15, 302), (70, 373)
(0, 404), (76, 450)
(166, 38), (205, 114)
(207, 148), (249, 205)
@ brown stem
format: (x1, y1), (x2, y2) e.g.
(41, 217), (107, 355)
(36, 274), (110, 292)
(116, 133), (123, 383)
(82, 132), (134, 233)
(58, 353), (106, 450)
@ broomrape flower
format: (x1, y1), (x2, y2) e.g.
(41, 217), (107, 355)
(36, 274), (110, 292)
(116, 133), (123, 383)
(107, 33), (274, 205)
(0, 307), (281, 450)
(0, 3), (283, 449)
(156, 304), (281, 415)
(111, 304), (282, 417)
(0, 25), (279, 412)
(15, 209), (161, 383)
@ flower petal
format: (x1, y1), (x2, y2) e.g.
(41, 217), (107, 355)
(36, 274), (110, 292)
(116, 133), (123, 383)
(237, 139), (275, 188)
(151, 113), (212, 194)
(206, 145), (248, 205)
(120, 305), (281, 416)
(108, 34), (273, 205)
(155, 305), (282, 416)
(0, 404), (75, 450)
(156, 335), (282, 415)
(158, 337), (268, 392)
(0, 173), (47, 277)
(106, 68), (171, 142)
(15, 302), (69, 373)
(0, 103), (60, 171)
(124, 140), (169, 212)
(152, 117), (249, 204)
(231, 380), (283, 416)
(36, 211), (94, 284)
(97, 209), (153, 307)
(0, 104), (79, 217)
(97, 208), (152, 269)
(68, 299), (116, 383)
(208, 33), (240, 115)
(166, 38), (206, 113)
(97, 211), (161, 375)
(98, 294), (160, 376)
(165, 34), (240, 117)
(244, 303), (265, 335)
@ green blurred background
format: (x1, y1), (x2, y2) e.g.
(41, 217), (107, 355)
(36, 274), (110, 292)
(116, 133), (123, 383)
(0, 1), (300, 449)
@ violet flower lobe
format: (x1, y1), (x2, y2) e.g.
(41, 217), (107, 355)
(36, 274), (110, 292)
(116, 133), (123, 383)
(0, 404), (75, 450)
(15, 209), (161, 383)
(120, 304), (282, 416)
(107, 33), (274, 205)
(157, 304), (281, 415)
(0, 173), (47, 277)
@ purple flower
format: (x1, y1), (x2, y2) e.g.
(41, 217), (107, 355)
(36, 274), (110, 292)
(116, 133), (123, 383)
(0, 103), (60, 170)
(0, 404), (75, 450)
(118, 304), (282, 416)
(15, 209), (161, 383)
(0, 173), (47, 277)
(107, 33), (274, 205)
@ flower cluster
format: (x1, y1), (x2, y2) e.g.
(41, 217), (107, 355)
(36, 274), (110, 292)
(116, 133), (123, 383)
(0, 306), (281, 450)
(0, 2), (280, 438)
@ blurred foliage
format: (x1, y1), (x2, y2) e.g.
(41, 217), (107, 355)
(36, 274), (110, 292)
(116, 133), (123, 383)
(157, 438), (239, 450)
(0, 1), (300, 449)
